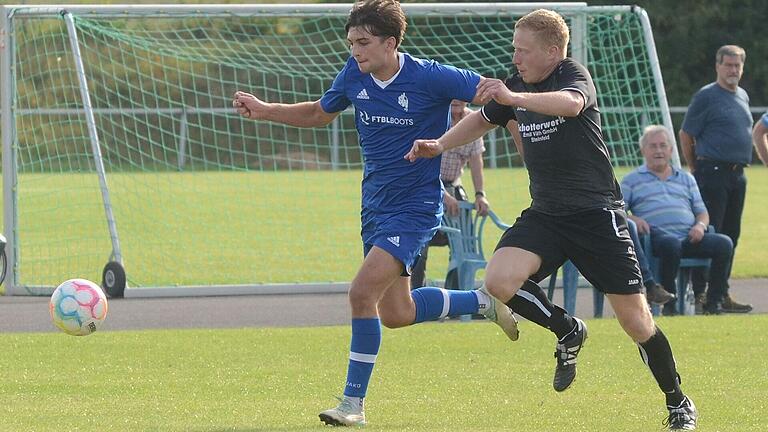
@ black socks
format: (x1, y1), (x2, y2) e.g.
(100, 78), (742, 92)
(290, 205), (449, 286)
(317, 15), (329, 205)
(638, 326), (685, 406)
(505, 279), (576, 339)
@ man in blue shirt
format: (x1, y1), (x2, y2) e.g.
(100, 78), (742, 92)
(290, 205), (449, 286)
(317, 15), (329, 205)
(623, 125), (734, 315)
(753, 111), (768, 166)
(233, 0), (522, 426)
(679, 45), (753, 313)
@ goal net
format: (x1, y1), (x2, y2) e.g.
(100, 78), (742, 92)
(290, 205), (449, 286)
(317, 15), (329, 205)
(0, 3), (673, 296)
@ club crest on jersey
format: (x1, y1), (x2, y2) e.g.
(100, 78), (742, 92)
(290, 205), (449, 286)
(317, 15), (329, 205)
(398, 92), (408, 112)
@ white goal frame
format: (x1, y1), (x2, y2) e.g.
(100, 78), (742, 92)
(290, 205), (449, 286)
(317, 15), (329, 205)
(0, 3), (675, 297)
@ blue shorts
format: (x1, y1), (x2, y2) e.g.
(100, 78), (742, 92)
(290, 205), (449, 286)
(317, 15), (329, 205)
(361, 210), (440, 276)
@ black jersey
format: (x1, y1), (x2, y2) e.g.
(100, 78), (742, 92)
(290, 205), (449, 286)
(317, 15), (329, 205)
(481, 58), (624, 216)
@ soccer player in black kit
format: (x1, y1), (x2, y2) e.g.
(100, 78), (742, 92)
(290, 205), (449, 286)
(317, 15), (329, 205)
(406, 9), (697, 431)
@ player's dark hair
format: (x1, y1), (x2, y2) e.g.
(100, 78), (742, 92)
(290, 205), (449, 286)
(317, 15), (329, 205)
(345, 0), (407, 47)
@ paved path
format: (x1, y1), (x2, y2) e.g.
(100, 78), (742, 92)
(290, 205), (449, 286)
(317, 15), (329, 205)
(2, 279), (765, 333)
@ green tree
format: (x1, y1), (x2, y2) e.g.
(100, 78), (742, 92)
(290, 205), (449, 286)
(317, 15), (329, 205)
(589, 0), (768, 108)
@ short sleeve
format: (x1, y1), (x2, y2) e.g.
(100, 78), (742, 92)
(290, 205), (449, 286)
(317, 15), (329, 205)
(423, 61), (481, 103)
(681, 90), (709, 137)
(320, 60), (352, 114)
(557, 60), (595, 113)
(481, 78), (517, 127)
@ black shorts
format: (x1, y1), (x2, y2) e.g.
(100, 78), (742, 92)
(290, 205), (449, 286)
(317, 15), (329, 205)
(495, 207), (643, 295)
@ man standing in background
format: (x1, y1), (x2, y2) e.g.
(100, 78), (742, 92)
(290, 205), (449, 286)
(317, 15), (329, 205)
(679, 45), (753, 313)
(411, 99), (490, 290)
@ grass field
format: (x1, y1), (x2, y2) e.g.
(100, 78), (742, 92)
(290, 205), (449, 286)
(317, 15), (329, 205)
(1, 314), (765, 431)
(6, 166), (768, 290)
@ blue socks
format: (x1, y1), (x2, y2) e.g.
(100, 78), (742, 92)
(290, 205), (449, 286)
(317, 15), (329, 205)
(342, 288), (480, 398)
(344, 318), (381, 398)
(411, 287), (480, 323)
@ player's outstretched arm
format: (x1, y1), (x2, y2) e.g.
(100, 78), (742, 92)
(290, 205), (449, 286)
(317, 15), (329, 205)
(232, 91), (339, 128)
(476, 79), (583, 118)
(405, 110), (495, 162)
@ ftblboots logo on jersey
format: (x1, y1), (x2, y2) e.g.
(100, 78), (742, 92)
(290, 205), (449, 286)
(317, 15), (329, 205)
(358, 110), (413, 126)
(398, 92), (408, 112)
(387, 236), (400, 247)
(356, 88), (370, 100)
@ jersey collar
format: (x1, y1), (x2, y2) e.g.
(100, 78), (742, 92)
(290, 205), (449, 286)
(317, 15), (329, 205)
(372, 52), (405, 89)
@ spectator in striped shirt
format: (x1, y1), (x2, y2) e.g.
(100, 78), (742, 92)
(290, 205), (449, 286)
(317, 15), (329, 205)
(410, 99), (489, 289)
(621, 125), (735, 315)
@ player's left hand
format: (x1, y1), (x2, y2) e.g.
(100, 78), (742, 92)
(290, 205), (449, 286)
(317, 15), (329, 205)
(474, 196), (490, 216)
(404, 139), (444, 162)
(476, 78), (517, 107)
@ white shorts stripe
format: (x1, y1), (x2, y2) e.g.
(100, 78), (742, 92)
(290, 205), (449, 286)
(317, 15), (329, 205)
(439, 289), (450, 319)
(349, 352), (377, 364)
(516, 289), (552, 317)
(606, 208), (620, 237)
(637, 343), (649, 366)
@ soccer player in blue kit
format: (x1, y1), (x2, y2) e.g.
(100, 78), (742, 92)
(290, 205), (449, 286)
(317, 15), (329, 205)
(233, 0), (522, 426)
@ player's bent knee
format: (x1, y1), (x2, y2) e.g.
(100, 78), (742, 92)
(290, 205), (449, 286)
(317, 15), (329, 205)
(617, 311), (655, 342)
(379, 311), (412, 329)
(485, 271), (526, 301)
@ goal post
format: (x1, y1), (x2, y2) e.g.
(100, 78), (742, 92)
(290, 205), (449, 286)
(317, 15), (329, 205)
(0, 3), (676, 297)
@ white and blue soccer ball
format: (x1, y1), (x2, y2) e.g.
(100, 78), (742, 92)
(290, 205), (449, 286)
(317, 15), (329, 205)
(49, 278), (108, 336)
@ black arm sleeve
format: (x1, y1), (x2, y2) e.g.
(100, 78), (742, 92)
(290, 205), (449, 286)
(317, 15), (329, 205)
(480, 78), (518, 127)
(556, 60), (596, 113)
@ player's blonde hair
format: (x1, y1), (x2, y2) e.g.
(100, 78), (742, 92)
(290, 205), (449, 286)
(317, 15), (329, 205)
(515, 9), (570, 56)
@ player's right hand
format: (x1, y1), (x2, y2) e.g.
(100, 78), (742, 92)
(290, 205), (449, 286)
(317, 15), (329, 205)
(476, 78), (517, 107)
(232, 91), (266, 120)
(404, 139), (444, 162)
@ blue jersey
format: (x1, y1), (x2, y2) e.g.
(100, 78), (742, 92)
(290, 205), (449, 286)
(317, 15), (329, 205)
(320, 53), (480, 218)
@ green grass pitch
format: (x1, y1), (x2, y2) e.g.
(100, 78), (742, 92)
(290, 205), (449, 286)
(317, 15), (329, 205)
(1, 314), (766, 431)
(6, 166), (768, 289)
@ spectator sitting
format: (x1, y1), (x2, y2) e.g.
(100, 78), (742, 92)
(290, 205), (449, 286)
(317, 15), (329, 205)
(621, 125), (735, 315)
(411, 99), (489, 290)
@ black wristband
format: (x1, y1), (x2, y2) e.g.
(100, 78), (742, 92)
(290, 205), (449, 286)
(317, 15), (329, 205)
(475, 191), (486, 197)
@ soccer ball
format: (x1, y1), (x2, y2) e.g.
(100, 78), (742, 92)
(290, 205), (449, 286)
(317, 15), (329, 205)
(49, 278), (108, 336)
